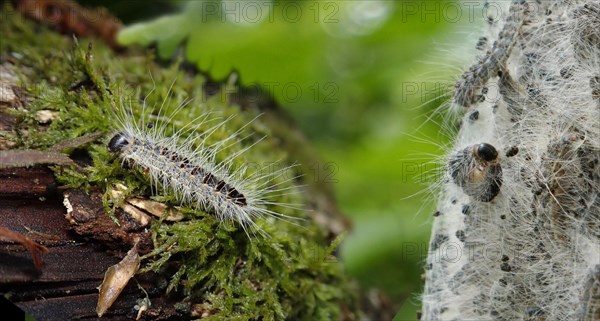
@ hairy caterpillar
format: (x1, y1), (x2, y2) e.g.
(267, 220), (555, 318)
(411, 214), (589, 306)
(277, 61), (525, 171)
(107, 90), (301, 237)
(453, 0), (529, 108)
(449, 143), (502, 202)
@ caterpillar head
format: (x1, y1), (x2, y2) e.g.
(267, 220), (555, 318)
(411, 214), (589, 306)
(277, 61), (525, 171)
(474, 143), (498, 162)
(108, 132), (131, 153)
(449, 142), (502, 202)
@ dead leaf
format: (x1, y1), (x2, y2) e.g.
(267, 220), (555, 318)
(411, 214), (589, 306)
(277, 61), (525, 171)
(110, 183), (184, 222)
(126, 197), (184, 222)
(35, 110), (60, 124)
(96, 239), (141, 317)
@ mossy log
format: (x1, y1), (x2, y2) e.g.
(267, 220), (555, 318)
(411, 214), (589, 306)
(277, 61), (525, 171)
(0, 3), (380, 320)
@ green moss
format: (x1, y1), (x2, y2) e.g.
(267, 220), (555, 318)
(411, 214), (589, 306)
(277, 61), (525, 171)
(1, 4), (357, 320)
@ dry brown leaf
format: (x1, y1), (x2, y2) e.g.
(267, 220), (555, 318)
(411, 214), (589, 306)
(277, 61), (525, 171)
(126, 197), (184, 222)
(96, 239), (140, 317)
(109, 183), (184, 222)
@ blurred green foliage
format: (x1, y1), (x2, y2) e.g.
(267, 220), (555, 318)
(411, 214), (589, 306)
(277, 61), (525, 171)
(98, 0), (476, 318)
(116, 0), (459, 141)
